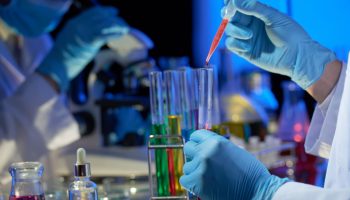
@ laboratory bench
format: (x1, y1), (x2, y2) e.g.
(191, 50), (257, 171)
(0, 132), (296, 200)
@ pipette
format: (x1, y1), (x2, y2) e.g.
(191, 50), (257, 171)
(205, 0), (237, 65)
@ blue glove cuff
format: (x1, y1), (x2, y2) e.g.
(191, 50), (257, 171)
(292, 41), (337, 89)
(252, 175), (290, 200)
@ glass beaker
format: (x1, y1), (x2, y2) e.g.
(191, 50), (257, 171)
(9, 162), (45, 200)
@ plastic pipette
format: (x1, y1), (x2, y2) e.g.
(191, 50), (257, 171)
(205, 0), (237, 65)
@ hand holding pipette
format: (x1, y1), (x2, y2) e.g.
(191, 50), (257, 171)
(205, 0), (237, 65)
(224, 0), (336, 89)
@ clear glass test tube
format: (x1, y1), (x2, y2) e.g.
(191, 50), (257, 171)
(164, 70), (185, 195)
(197, 67), (214, 130)
(178, 67), (196, 141)
(149, 71), (170, 196)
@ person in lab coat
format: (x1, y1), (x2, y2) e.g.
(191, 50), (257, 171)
(0, 0), (128, 174)
(180, 0), (350, 199)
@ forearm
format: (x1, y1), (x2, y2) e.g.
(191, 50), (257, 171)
(306, 60), (342, 103)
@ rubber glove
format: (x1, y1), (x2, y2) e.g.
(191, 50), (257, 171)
(36, 6), (129, 92)
(0, 0), (71, 37)
(224, 0), (337, 89)
(180, 130), (289, 200)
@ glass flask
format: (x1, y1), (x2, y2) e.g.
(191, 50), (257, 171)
(9, 162), (45, 200)
(277, 81), (309, 142)
(276, 81), (318, 184)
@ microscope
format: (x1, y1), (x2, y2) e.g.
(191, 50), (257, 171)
(68, 0), (156, 147)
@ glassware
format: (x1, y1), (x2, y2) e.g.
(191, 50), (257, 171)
(9, 162), (45, 200)
(164, 70), (184, 195)
(178, 67), (195, 142)
(197, 68), (214, 130)
(277, 81), (309, 142)
(149, 71), (170, 196)
(68, 148), (98, 200)
(276, 81), (317, 184)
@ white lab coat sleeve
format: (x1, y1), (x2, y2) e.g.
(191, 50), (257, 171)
(0, 73), (80, 160)
(304, 62), (347, 158)
(272, 182), (350, 200)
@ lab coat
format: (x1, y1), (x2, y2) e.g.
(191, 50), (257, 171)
(273, 53), (350, 199)
(0, 23), (80, 177)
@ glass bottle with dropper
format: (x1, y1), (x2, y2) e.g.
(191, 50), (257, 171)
(205, 0), (237, 65)
(68, 148), (98, 200)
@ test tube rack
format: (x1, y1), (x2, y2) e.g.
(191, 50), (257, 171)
(147, 135), (189, 200)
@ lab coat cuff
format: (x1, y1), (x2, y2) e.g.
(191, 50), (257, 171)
(272, 181), (350, 199)
(305, 62), (347, 158)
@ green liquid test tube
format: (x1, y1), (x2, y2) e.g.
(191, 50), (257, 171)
(149, 72), (170, 196)
(151, 124), (170, 196)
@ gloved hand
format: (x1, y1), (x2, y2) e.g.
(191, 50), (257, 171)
(0, 0), (71, 37)
(36, 6), (129, 92)
(180, 130), (289, 200)
(224, 0), (337, 89)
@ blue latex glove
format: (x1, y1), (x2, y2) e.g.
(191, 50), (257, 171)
(0, 0), (71, 37)
(180, 130), (289, 200)
(36, 6), (129, 92)
(224, 0), (337, 89)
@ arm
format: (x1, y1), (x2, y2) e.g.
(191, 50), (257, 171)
(306, 60), (342, 103)
(0, 74), (80, 156)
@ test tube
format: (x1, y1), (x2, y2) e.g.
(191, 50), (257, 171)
(178, 67), (195, 141)
(197, 67), (214, 130)
(149, 71), (170, 196)
(164, 70), (185, 195)
(192, 67), (213, 200)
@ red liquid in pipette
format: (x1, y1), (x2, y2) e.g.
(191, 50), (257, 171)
(205, 19), (229, 65)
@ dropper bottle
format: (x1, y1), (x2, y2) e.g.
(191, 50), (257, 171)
(68, 148), (98, 200)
